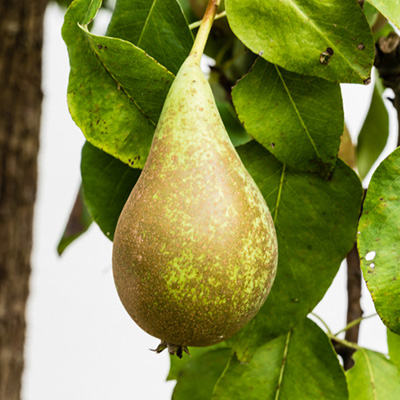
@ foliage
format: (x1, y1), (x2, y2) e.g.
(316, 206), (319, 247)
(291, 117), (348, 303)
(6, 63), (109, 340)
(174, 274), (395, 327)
(61, 0), (400, 398)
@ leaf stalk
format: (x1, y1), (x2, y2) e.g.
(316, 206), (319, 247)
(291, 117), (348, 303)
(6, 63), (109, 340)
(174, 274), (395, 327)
(189, 10), (226, 30)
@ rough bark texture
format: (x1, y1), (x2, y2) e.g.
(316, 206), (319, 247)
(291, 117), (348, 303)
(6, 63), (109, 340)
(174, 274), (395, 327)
(0, 1), (48, 398)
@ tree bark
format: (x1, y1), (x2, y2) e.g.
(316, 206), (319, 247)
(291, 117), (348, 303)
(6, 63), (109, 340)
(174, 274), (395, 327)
(0, 1), (48, 398)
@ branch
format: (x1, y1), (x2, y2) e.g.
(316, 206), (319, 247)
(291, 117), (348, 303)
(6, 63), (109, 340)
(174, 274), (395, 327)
(341, 243), (363, 370)
(340, 189), (368, 370)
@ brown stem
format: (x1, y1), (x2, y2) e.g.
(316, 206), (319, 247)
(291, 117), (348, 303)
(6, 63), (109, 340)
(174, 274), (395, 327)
(339, 189), (368, 370)
(374, 32), (400, 146)
(341, 244), (363, 370)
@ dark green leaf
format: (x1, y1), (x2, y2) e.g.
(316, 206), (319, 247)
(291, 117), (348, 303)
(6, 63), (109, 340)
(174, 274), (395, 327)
(107, 0), (193, 74)
(368, 0), (400, 30)
(346, 348), (400, 399)
(176, 0), (198, 23)
(358, 147), (400, 334)
(357, 77), (389, 180)
(229, 141), (362, 359)
(172, 348), (233, 400)
(216, 101), (252, 147)
(225, 0), (374, 83)
(81, 142), (141, 240)
(213, 319), (348, 399)
(81, 28), (174, 122)
(387, 329), (400, 367)
(168, 342), (229, 381)
(232, 58), (343, 175)
(62, 0), (174, 169)
(57, 186), (92, 255)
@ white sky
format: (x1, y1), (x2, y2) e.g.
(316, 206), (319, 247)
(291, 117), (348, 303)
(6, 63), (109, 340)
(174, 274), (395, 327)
(22, 3), (397, 399)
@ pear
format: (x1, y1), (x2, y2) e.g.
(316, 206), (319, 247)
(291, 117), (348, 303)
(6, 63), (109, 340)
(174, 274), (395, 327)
(112, 8), (278, 355)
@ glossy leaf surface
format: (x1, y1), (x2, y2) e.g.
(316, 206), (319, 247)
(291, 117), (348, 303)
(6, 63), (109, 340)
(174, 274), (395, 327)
(229, 141), (362, 359)
(233, 58), (343, 175)
(225, 0), (374, 83)
(214, 319), (348, 399)
(347, 348), (400, 399)
(107, 0), (193, 74)
(358, 147), (400, 334)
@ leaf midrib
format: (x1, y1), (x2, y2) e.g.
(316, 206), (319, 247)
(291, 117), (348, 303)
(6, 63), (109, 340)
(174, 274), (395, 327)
(275, 65), (321, 160)
(275, 330), (292, 400)
(288, 0), (363, 79)
(362, 349), (377, 400)
(274, 163), (286, 223)
(137, 0), (158, 47)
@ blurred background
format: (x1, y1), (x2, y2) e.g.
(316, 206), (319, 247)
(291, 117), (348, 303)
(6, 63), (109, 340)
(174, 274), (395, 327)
(22, 3), (397, 399)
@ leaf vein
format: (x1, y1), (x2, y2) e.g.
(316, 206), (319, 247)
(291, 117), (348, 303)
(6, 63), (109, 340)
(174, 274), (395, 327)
(137, 0), (157, 47)
(274, 163), (286, 223)
(362, 348), (377, 400)
(288, 0), (361, 78)
(275, 330), (292, 400)
(274, 65), (321, 159)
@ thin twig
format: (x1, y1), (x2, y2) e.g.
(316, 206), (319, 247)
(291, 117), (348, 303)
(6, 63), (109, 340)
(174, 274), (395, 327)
(189, 10), (226, 30)
(328, 334), (362, 351)
(334, 313), (377, 336)
(310, 312), (332, 334)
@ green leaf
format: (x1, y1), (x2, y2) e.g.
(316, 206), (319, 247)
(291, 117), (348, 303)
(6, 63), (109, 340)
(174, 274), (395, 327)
(176, 0), (198, 23)
(106, 0), (193, 74)
(229, 141), (362, 359)
(232, 58), (343, 175)
(347, 348), (400, 399)
(81, 142), (141, 240)
(168, 342), (230, 381)
(57, 186), (93, 255)
(225, 0), (374, 83)
(357, 77), (389, 180)
(216, 101), (252, 147)
(82, 0), (102, 25)
(172, 348), (233, 400)
(81, 28), (174, 123)
(358, 147), (400, 334)
(368, 0), (400, 30)
(213, 319), (348, 400)
(387, 329), (400, 367)
(62, 0), (174, 169)
(363, 1), (380, 28)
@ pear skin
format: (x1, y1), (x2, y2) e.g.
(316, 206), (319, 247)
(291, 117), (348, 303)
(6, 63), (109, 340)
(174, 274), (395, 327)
(112, 52), (278, 349)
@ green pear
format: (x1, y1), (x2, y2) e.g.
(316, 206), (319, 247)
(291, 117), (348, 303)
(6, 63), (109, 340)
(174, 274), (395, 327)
(112, 46), (278, 355)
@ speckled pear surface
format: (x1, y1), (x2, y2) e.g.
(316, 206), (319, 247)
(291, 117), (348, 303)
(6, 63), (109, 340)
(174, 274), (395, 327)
(112, 53), (278, 348)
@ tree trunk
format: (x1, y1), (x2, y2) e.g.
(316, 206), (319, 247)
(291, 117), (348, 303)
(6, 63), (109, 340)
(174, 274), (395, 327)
(0, 1), (48, 398)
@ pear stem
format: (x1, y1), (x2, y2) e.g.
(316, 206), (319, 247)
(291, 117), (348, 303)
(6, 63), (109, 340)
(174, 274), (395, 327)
(190, 0), (221, 65)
